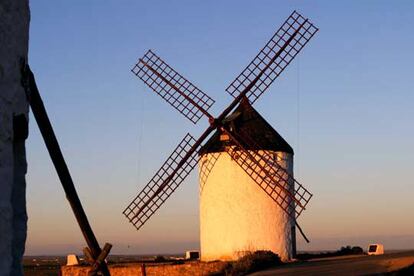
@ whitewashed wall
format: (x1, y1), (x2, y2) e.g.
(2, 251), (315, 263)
(0, 0), (30, 275)
(199, 151), (295, 262)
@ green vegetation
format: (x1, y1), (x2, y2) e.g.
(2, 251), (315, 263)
(297, 245), (364, 260)
(154, 255), (167, 262)
(210, 250), (282, 276)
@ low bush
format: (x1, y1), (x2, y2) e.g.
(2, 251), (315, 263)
(154, 255), (166, 262)
(297, 245), (364, 260)
(339, 246), (363, 255)
(210, 250), (282, 276)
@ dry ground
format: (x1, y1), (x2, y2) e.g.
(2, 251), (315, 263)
(251, 250), (414, 275)
(23, 250), (414, 275)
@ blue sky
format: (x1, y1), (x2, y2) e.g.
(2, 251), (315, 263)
(26, 1), (414, 255)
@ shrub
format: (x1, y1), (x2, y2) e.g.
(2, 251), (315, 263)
(211, 250), (282, 276)
(154, 255), (166, 262)
(297, 245), (364, 261)
(351, 246), (363, 254)
(339, 246), (363, 255)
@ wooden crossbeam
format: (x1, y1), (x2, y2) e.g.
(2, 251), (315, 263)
(20, 61), (111, 275)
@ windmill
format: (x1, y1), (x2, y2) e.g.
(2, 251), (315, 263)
(124, 11), (318, 260)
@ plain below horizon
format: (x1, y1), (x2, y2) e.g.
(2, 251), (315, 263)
(24, 234), (414, 256)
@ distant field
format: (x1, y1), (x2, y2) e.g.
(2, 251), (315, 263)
(24, 251), (414, 275)
(23, 256), (65, 276)
(23, 254), (181, 275)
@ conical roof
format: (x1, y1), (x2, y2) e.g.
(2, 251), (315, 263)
(200, 98), (294, 154)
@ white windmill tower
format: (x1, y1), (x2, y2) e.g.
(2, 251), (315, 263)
(124, 11), (318, 262)
(199, 98), (296, 261)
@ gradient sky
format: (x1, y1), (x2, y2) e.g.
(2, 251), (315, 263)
(26, 1), (414, 255)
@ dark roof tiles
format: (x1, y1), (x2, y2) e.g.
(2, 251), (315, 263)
(200, 98), (294, 154)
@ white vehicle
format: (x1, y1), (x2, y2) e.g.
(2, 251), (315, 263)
(367, 244), (384, 255)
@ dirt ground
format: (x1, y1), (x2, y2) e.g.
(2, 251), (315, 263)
(23, 251), (414, 276)
(251, 250), (414, 275)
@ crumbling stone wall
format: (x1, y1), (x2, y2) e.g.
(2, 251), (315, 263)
(0, 0), (30, 275)
(62, 261), (228, 276)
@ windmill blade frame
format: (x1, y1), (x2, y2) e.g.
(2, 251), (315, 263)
(237, 127), (312, 217)
(226, 10), (318, 104)
(123, 133), (200, 230)
(199, 150), (220, 195)
(131, 50), (215, 124)
(221, 126), (312, 218)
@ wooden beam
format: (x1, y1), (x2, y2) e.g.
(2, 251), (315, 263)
(21, 63), (111, 275)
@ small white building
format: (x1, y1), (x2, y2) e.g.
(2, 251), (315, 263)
(66, 254), (80, 266)
(199, 99), (296, 262)
(185, 250), (200, 260)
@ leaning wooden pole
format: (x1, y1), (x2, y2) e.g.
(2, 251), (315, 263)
(21, 64), (110, 275)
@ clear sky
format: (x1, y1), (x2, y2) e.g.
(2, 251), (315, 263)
(26, 0), (414, 255)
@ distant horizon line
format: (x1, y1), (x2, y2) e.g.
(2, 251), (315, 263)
(24, 249), (414, 258)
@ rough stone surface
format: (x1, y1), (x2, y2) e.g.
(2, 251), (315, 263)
(61, 261), (227, 276)
(0, 0), (30, 275)
(199, 151), (295, 262)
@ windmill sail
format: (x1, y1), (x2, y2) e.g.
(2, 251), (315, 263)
(223, 127), (312, 218)
(132, 50), (215, 124)
(123, 133), (200, 230)
(199, 151), (220, 195)
(226, 11), (318, 104)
